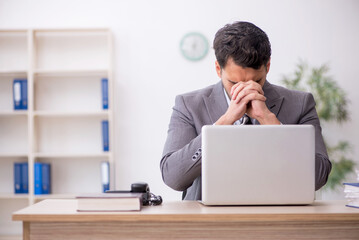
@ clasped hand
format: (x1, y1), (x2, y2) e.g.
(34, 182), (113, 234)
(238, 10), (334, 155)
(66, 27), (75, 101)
(216, 80), (280, 125)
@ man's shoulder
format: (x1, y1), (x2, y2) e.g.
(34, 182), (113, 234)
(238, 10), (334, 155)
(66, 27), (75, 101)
(173, 82), (223, 112)
(177, 82), (221, 101)
(269, 82), (311, 98)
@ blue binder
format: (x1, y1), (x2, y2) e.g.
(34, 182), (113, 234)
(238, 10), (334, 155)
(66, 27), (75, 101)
(41, 163), (51, 194)
(34, 163), (43, 195)
(13, 79), (27, 110)
(21, 79), (28, 110)
(102, 120), (109, 151)
(101, 78), (109, 110)
(21, 162), (29, 194)
(101, 161), (110, 192)
(14, 163), (22, 193)
(13, 80), (23, 110)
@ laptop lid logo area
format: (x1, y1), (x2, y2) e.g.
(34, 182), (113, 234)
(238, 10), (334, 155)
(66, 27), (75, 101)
(201, 125), (315, 205)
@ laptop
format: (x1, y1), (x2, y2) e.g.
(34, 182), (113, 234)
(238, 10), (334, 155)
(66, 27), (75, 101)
(201, 125), (315, 205)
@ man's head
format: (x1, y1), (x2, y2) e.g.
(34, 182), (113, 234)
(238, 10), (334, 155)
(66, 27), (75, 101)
(213, 21), (271, 95)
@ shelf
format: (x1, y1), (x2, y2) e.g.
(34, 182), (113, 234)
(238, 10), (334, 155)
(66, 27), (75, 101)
(0, 153), (28, 158)
(0, 111), (28, 116)
(34, 74), (108, 112)
(34, 111), (109, 118)
(34, 193), (77, 200)
(34, 152), (110, 158)
(34, 117), (108, 153)
(0, 28), (114, 237)
(34, 69), (108, 77)
(34, 28), (109, 33)
(0, 193), (28, 200)
(34, 31), (109, 70)
(0, 31), (28, 71)
(0, 116), (28, 153)
(0, 29), (27, 33)
(0, 74), (28, 112)
(0, 70), (27, 77)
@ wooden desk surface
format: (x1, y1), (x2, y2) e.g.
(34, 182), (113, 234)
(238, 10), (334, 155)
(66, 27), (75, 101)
(12, 200), (359, 240)
(13, 199), (359, 222)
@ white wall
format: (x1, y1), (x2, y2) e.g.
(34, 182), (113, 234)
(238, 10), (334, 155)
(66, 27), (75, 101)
(1, 0), (358, 200)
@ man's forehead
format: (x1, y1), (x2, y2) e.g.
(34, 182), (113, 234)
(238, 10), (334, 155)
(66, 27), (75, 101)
(223, 65), (266, 80)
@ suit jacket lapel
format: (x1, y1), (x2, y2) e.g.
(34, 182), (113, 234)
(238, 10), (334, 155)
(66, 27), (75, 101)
(263, 80), (284, 117)
(203, 81), (228, 124)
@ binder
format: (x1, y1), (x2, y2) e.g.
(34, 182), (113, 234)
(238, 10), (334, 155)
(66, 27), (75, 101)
(21, 79), (28, 110)
(101, 161), (110, 192)
(14, 163), (22, 193)
(101, 78), (109, 110)
(13, 80), (22, 110)
(21, 162), (29, 194)
(12, 79), (28, 110)
(34, 163), (43, 195)
(41, 163), (51, 194)
(102, 120), (109, 151)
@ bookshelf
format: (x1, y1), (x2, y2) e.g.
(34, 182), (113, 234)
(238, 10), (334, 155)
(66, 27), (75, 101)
(0, 28), (114, 238)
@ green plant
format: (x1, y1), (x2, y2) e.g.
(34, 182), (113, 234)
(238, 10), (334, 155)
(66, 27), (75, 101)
(281, 61), (355, 190)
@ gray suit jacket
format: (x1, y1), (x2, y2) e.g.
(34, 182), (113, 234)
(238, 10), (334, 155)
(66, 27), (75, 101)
(161, 80), (331, 200)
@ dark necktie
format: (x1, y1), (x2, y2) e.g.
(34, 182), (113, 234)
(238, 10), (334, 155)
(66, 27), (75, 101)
(239, 114), (252, 125)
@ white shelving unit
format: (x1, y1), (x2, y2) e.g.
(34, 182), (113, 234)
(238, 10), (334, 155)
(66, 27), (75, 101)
(0, 28), (114, 238)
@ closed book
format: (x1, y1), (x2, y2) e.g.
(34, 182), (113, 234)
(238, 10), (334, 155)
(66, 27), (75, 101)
(101, 161), (110, 193)
(101, 78), (109, 110)
(41, 163), (51, 194)
(13, 80), (22, 110)
(345, 192), (359, 199)
(14, 163), (22, 193)
(76, 193), (143, 212)
(21, 163), (29, 194)
(343, 183), (359, 193)
(346, 197), (359, 209)
(21, 79), (28, 110)
(343, 183), (359, 209)
(346, 204), (359, 209)
(34, 163), (43, 195)
(102, 120), (109, 151)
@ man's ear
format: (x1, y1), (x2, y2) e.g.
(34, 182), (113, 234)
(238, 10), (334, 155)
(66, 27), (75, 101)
(215, 61), (222, 78)
(266, 58), (271, 73)
(215, 61), (222, 79)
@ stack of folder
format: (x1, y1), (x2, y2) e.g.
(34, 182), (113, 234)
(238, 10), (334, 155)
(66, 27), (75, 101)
(14, 162), (51, 195)
(343, 170), (359, 209)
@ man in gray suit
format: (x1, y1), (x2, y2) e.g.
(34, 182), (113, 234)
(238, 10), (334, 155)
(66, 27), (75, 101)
(161, 21), (331, 200)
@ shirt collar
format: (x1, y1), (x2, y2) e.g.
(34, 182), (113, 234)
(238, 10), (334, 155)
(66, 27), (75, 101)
(223, 87), (231, 106)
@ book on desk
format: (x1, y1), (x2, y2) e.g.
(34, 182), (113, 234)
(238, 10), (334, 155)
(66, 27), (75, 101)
(344, 182), (359, 209)
(76, 192), (143, 212)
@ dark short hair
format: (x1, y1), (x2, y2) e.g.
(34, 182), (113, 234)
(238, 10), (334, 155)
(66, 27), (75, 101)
(213, 21), (271, 69)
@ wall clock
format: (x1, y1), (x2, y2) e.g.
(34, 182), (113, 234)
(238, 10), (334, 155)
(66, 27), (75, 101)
(180, 32), (209, 61)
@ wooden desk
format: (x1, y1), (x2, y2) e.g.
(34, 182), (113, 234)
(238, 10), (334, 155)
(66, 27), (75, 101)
(13, 199), (359, 240)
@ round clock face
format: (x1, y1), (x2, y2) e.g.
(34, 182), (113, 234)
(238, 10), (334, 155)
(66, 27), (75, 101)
(180, 32), (209, 61)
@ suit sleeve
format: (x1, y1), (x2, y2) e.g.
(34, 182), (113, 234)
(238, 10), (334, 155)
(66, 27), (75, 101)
(160, 95), (202, 191)
(299, 93), (332, 190)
